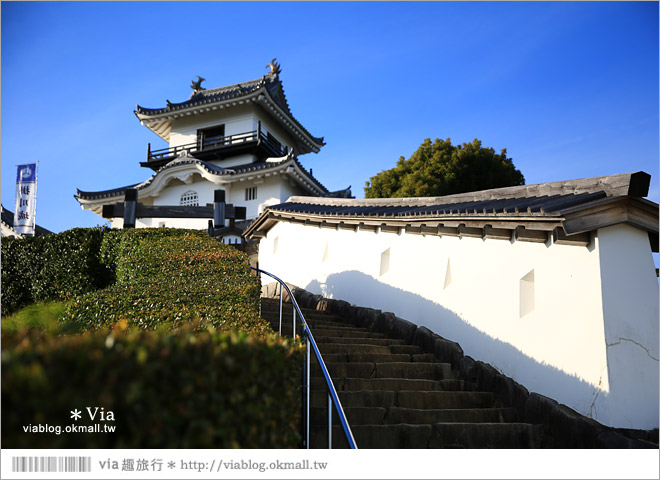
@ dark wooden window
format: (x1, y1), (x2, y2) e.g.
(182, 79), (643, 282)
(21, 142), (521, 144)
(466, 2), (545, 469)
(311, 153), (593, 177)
(245, 186), (257, 201)
(198, 125), (225, 149)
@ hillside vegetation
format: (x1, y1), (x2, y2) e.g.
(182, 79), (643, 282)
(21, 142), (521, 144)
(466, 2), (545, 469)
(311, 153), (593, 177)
(1, 228), (304, 448)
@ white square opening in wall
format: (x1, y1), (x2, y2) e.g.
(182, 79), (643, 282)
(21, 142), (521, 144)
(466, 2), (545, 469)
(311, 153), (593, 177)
(520, 269), (535, 317)
(380, 248), (390, 276)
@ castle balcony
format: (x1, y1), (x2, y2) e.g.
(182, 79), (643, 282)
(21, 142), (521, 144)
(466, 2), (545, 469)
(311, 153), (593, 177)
(141, 129), (289, 170)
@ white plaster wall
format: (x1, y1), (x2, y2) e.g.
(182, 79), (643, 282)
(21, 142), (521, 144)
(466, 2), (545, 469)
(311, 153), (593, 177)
(152, 176), (223, 207)
(228, 176), (286, 220)
(594, 224), (659, 428)
(112, 168), (301, 228)
(210, 154), (257, 169)
(254, 111), (295, 152)
(167, 104), (295, 155)
(257, 221), (659, 428)
(168, 106), (257, 148)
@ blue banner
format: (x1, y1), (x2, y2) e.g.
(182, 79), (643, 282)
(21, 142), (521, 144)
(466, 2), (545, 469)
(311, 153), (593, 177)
(16, 164), (37, 183)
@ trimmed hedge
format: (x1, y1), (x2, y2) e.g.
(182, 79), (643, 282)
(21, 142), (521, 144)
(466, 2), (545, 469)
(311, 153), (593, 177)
(1, 228), (112, 316)
(2, 228), (303, 448)
(1, 326), (304, 448)
(62, 230), (269, 335)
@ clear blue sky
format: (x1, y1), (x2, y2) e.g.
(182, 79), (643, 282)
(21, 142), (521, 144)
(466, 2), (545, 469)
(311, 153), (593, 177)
(2, 1), (658, 233)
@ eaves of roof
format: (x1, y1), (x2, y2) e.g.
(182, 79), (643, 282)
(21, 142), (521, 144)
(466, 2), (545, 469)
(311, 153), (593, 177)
(134, 74), (324, 152)
(75, 155), (333, 202)
(244, 172), (659, 251)
(1, 204), (53, 236)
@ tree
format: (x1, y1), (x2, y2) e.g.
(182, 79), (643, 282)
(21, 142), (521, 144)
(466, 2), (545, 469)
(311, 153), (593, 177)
(364, 138), (525, 198)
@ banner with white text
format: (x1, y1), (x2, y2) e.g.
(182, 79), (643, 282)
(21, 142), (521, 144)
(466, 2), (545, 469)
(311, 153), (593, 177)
(14, 163), (38, 235)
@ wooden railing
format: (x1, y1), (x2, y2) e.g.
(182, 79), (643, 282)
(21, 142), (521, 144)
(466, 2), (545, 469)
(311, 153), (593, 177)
(146, 131), (288, 163)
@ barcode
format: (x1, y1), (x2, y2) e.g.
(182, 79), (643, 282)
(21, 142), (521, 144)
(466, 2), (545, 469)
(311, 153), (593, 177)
(12, 456), (91, 473)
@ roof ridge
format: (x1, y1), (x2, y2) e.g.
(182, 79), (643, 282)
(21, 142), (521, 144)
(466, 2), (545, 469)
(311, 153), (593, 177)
(285, 172), (651, 207)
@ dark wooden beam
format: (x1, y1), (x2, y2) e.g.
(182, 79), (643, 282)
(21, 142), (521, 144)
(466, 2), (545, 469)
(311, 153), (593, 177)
(405, 225), (423, 235)
(458, 224), (483, 238)
(380, 224), (400, 234)
(552, 227), (591, 247)
(562, 197), (658, 235)
(514, 226), (548, 243)
(123, 189), (137, 228)
(358, 222), (378, 233)
(338, 222), (357, 231)
(320, 221), (336, 229)
(437, 225), (459, 236)
(483, 225), (512, 240)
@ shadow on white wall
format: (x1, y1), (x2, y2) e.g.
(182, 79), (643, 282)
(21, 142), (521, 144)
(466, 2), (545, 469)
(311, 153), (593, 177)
(306, 269), (618, 425)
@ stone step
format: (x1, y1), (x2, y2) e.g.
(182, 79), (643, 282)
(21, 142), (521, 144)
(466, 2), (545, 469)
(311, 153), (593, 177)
(305, 328), (388, 339)
(311, 406), (387, 427)
(314, 336), (406, 346)
(310, 362), (452, 381)
(269, 326), (375, 340)
(319, 352), (435, 364)
(311, 362), (375, 379)
(388, 345), (426, 355)
(397, 391), (498, 410)
(384, 407), (519, 425)
(311, 377), (442, 393)
(265, 318), (354, 331)
(271, 315), (350, 327)
(312, 422), (543, 449)
(317, 344), (392, 355)
(310, 406), (518, 428)
(311, 377), (476, 393)
(261, 305), (347, 323)
(332, 390), (497, 409)
(374, 362), (451, 380)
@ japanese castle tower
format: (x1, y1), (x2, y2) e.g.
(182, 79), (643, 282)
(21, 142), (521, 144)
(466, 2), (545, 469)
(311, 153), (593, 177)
(76, 61), (350, 238)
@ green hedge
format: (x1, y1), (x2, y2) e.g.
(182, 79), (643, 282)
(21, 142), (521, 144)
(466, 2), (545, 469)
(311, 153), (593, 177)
(1, 326), (304, 448)
(1, 228), (112, 316)
(62, 230), (269, 335)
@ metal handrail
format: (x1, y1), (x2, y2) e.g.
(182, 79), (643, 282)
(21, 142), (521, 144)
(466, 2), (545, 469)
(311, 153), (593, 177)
(252, 266), (357, 449)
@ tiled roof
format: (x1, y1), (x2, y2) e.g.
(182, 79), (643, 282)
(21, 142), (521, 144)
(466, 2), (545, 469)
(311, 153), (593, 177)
(76, 155), (349, 201)
(268, 191), (605, 219)
(1, 204), (52, 236)
(245, 172), (659, 250)
(134, 74), (324, 149)
(135, 77), (268, 116)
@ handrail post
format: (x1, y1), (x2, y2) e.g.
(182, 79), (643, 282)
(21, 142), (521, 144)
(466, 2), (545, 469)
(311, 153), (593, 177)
(293, 304), (297, 338)
(278, 283), (283, 336)
(301, 335), (308, 449)
(306, 334), (311, 449)
(328, 393), (333, 449)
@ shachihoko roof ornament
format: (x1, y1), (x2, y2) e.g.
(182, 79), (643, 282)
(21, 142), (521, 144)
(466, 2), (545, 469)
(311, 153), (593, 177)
(266, 58), (281, 76)
(191, 75), (206, 93)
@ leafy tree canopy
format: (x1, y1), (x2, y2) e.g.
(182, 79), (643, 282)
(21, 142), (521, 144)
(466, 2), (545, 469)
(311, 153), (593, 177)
(364, 138), (525, 198)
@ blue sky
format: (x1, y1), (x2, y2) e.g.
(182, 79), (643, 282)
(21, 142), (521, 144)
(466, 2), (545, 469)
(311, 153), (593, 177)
(2, 1), (658, 233)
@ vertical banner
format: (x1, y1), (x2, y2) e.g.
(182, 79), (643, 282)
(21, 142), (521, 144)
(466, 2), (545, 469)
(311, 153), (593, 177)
(14, 163), (38, 236)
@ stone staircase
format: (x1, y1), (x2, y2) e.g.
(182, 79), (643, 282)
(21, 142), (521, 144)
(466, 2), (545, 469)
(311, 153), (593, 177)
(260, 297), (546, 448)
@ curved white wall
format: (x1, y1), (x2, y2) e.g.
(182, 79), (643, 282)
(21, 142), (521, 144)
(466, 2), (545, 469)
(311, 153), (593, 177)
(257, 221), (659, 429)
